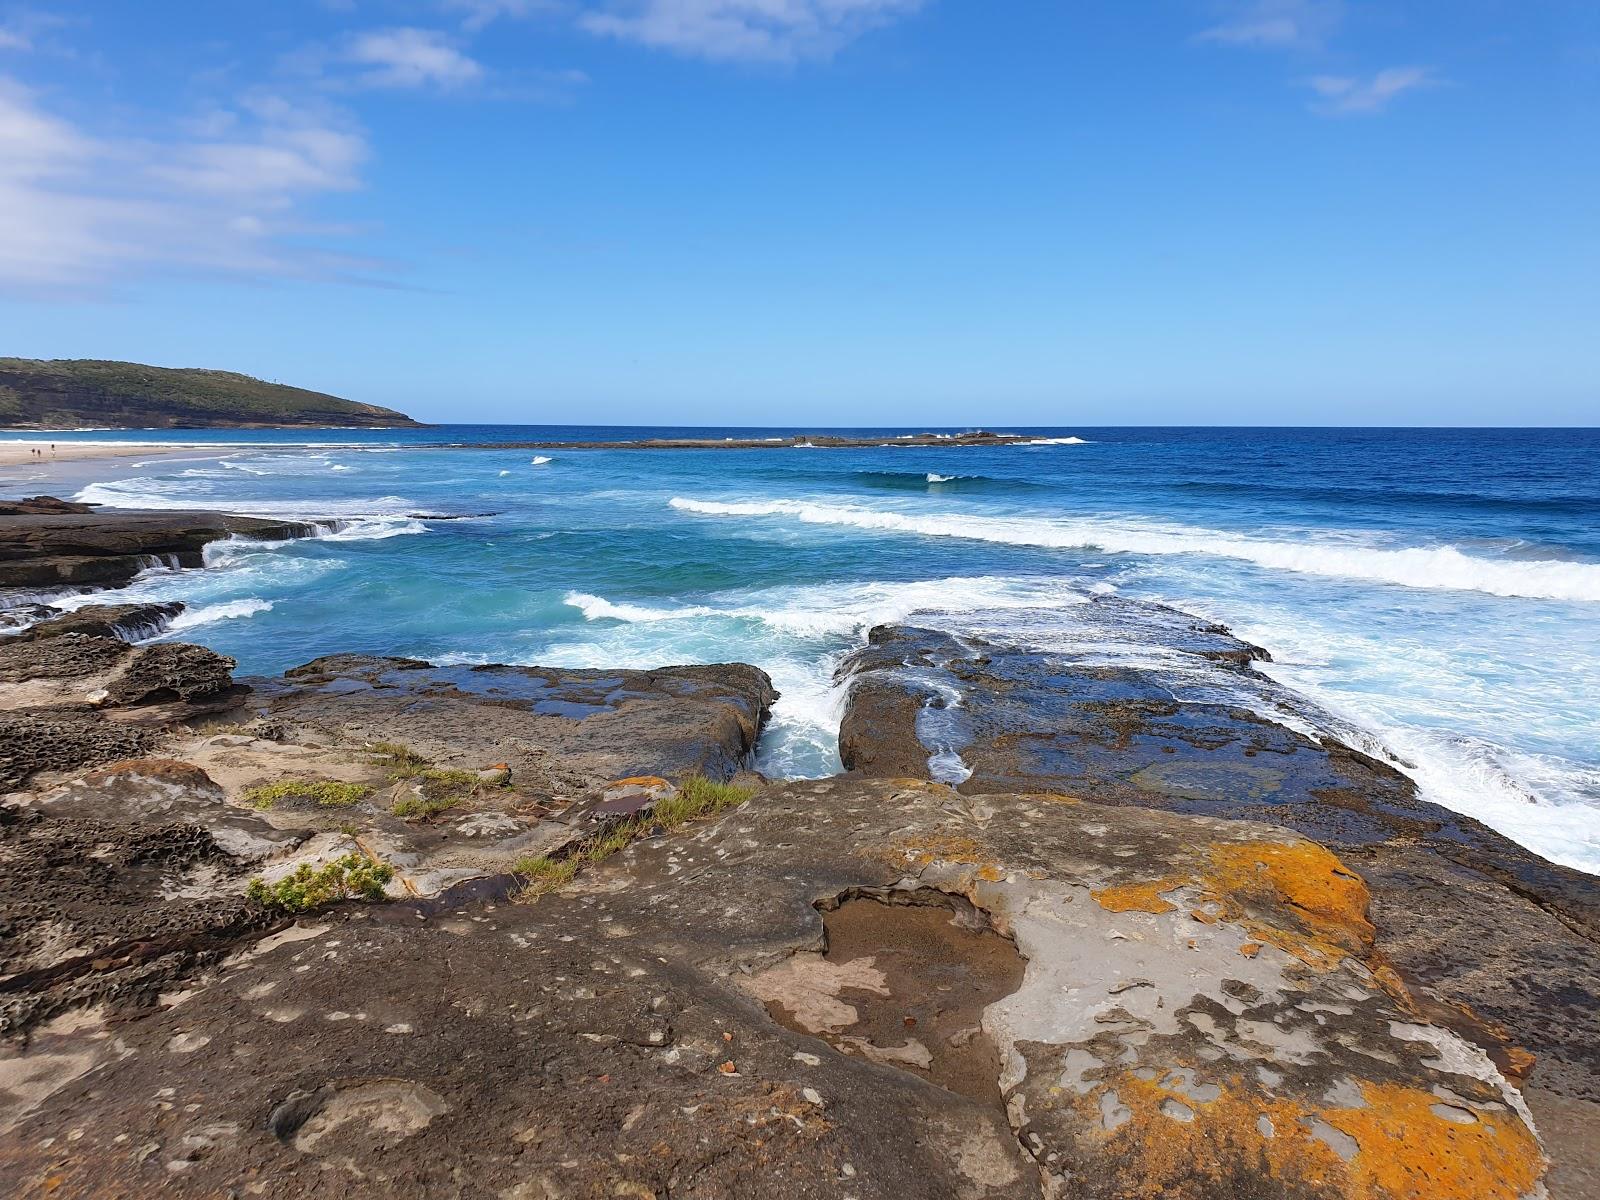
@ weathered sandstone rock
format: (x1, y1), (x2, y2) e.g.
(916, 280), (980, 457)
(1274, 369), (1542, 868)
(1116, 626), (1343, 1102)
(0, 780), (1548, 1198)
(245, 654), (777, 790)
(838, 607), (1600, 1193)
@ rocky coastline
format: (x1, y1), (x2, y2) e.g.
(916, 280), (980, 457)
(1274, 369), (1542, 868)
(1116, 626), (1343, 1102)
(446, 430), (1051, 451)
(1, 501), (1595, 1198)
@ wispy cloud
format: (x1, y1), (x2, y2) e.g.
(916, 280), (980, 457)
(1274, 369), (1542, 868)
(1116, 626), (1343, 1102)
(442, 0), (558, 32)
(0, 76), (379, 296)
(1307, 66), (1435, 115)
(1197, 0), (1343, 50)
(577, 0), (925, 64)
(341, 26), (485, 89)
(0, 27), (29, 51)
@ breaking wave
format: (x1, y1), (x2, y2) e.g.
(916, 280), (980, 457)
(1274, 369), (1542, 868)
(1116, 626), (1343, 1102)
(668, 497), (1600, 603)
(75, 479), (430, 543)
(164, 598), (275, 633)
(564, 592), (714, 622)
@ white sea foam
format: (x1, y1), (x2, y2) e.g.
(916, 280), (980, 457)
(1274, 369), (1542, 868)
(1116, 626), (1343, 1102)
(499, 469), (512, 476)
(1263, 666), (1600, 874)
(315, 516), (429, 540)
(926, 473), (955, 483)
(1025, 436), (1089, 445)
(563, 576), (1089, 642)
(1196, 606), (1600, 874)
(564, 592), (715, 622)
(74, 479), (429, 542)
(532, 456), (552, 465)
(668, 497), (1600, 603)
(163, 598), (275, 632)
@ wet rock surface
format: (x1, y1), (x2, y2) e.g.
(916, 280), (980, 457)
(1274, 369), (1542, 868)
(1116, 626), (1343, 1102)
(6, 601), (185, 643)
(0, 501), (316, 589)
(0, 780), (1548, 1198)
(839, 607), (1600, 1184)
(246, 654), (777, 790)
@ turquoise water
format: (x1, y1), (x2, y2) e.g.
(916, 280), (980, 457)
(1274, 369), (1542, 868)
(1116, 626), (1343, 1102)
(5, 425), (1598, 873)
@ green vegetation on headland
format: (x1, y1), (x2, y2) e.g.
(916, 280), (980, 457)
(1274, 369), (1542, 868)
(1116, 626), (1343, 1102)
(0, 357), (420, 429)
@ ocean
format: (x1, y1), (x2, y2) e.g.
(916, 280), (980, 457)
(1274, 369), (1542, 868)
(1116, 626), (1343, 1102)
(6, 425), (1597, 874)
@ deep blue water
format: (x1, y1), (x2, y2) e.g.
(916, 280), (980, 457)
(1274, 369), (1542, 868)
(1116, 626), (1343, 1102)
(5, 425), (1598, 872)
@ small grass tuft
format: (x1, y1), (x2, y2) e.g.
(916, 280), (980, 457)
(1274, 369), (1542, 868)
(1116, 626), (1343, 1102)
(512, 775), (755, 903)
(652, 775), (755, 829)
(245, 853), (394, 913)
(366, 741), (430, 778)
(390, 767), (484, 820)
(245, 778), (371, 810)
(512, 854), (579, 898)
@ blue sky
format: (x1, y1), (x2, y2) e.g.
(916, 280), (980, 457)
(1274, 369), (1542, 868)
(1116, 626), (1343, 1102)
(1, 1), (1595, 425)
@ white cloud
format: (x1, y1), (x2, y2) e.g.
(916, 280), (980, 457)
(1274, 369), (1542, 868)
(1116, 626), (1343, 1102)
(1197, 0), (1342, 50)
(1307, 66), (1435, 115)
(577, 0), (925, 64)
(0, 28), (30, 51)
(442, 0), (557, 32)
(0, 76), (376, 295)
(342, 27), (485, 89)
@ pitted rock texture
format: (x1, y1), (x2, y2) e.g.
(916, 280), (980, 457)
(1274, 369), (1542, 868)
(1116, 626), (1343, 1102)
(0, 780), (1547, 1199)
(0, 653), (778, 1042)
(0, 632), (130, 685)
(102, 643), (238, 705)
(0, 635), (246, 788)
(246, 654), (777, 790)
(0, 706), (161, 790)
(0, 797), (280, 1038)
(839, 619), (1600, 1131)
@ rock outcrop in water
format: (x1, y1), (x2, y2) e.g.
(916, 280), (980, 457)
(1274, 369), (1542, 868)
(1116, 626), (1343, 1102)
(837, 600), (1600, 1195)
(0, 498), (316, 589)
(0, 509), (1592, 1197)
(453, 430), (1040, 451)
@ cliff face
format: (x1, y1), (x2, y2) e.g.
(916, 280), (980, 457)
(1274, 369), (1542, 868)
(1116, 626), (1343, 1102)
(0, 358), (421, 429)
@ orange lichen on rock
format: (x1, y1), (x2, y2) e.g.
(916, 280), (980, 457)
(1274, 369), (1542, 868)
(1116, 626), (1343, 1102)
(82, 758), (215, 788)
(876, 829), (1011, 884)
(1325, 1082), (1545, 1200)
(1079, 1069), (1543, 1200)
(1086, 838), (1376, 971)
(1203, 840), (1375, 969)
(883, 831), (992, 868)
(1102, 1073), (1345, 1199)
(1090, 877), (1183, 913)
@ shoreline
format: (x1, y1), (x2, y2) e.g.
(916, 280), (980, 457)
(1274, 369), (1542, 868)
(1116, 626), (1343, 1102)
(0, 441), (211, 469)
(0, 516), (1592, 1191)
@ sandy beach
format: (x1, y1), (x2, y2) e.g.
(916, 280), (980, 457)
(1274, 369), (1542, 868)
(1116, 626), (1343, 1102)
(0, 440), (191, 469)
